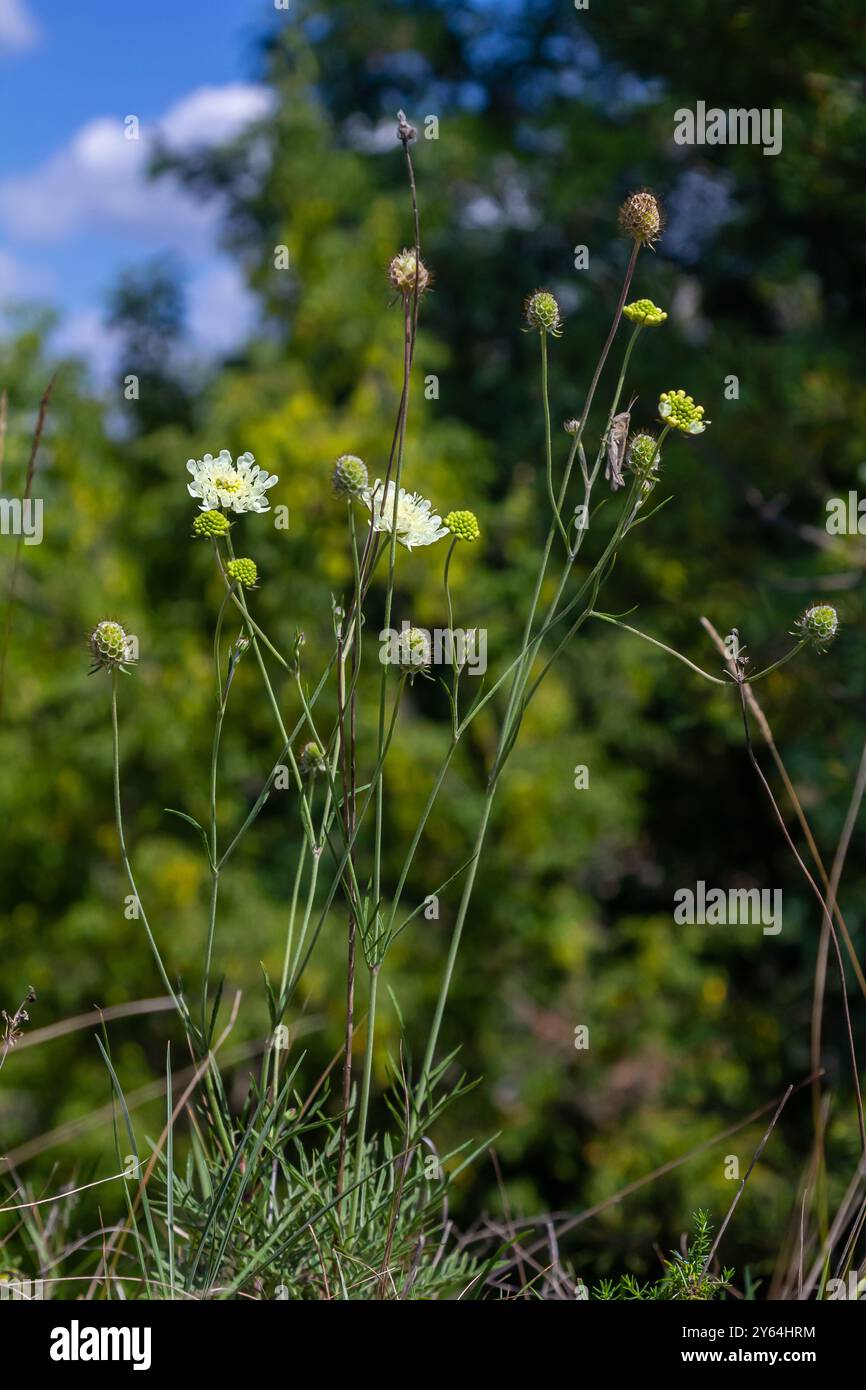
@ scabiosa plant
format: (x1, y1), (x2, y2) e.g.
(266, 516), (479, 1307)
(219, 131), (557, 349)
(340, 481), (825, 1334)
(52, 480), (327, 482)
(658, 389), (709, 434)
(81, 108), (854, 1307)
(444, 509), (481, 543)
(395, 625), (432, 680)
(298, 740), (327, 776)
(388, 249), (430, 296)
(363, 480), (448, 549)
(623, 298), (668, 327)
(332, 453), (369, 498)
(798, 603), (839, 650)
(88, 620), (134, 674)
(618, 188), (664, 248)
(192, 510), (231, 538)
(226, 557), (258, 588)
(628, 432), (661, 477)
(524, 289), (563, 337)
(187, 449), (278, 513)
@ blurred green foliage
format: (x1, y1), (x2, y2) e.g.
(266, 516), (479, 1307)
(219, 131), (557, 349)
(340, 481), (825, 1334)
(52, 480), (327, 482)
(2, 0), (865, 1288)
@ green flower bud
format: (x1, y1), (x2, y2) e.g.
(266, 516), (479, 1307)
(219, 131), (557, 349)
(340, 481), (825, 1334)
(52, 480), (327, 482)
(524, 290), (563, 337)
(658, 389), (709, 435)
(89, 620), (134, 674)
(227, 558), (258, 588)
(636, 476), (657, 509)
(444, 509), (481, 543)
(623, 298), (667, 327)
(798, 604), (839, 650)
(332, 454), (369, 498)
(628, 433), (661, 476)
(396, 626), (432, 680)
(618, 189), (664, 247)
(299, 740), (327, 776)
(389, 250), (430, 296)
(192, 510), (231, 538)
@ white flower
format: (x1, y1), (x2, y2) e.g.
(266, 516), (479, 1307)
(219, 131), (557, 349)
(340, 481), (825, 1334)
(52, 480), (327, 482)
(363, 480), (448, 550)
(187, 449), (278, 513)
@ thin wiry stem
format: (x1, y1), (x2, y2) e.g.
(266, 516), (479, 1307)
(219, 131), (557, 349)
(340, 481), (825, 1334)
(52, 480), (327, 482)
(110, 671), (187, 1029)
(735, 672), (866, 1158)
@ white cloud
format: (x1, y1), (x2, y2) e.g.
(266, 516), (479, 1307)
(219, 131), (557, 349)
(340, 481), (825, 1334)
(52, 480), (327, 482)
(0, 0), (39, 53)
(50, 259), (259, 385)
(51, 308), (124, 383)
(159, 84), (274, 148)
(186, 260), (258, 357)
(0, 83), (274, 246)
(0, 245), (52, 298)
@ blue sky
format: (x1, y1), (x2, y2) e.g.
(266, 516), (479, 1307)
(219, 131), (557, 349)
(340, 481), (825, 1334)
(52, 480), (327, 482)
(0, 0), (274, 377)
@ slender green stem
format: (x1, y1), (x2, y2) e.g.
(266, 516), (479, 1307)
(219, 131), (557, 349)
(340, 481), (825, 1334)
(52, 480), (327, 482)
(443, 538), (460, 735)
(417, 794), (494, 1112)
(540, 332), (569, 550)
(350, 964), (379, 1235)
(588, 612), (729, 684)
(746, 641), (808, 683)
(111, 672), (188, 1028)
(417, 241), (643, 1105)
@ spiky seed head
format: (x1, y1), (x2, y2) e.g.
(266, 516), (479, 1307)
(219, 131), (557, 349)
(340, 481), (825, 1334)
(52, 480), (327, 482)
(89, 620), (134, 674)
(389, 250), (430, 296)
(192, 510), (231, 538)
(444, 509), (480, 543)
(563, 418), (580, 435)
(798, 604), (839, 650)
(628, 433), (661, 476)
(396, 626), (432, 680)
(226, 557), (258, 588)
(525, 290), (563, 336)
(332, 454), (369, 499)
(618, 189), (664, 248)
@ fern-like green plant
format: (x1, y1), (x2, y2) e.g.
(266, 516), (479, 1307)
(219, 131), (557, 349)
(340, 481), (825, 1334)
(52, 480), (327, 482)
(592, 1212), (733, 1300)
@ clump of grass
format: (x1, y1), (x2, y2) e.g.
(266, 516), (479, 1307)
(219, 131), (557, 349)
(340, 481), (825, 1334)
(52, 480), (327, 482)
(593, 1212), (733, 1301)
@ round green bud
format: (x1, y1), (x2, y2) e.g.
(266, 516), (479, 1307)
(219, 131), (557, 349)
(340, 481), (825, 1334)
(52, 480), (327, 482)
(628, 433), (661, 476)
(299, 741), (326, 776)
(799, 604), (839, 649)
(623, 298), (668, 327)
(525, 290), (563, 336)
(618, 189), (664, 247)
(636, 476), (657, 509)
(332, 454), (369, 498)
(444, 509), (481, 543)
(89, 620), (134, 674)
(389, 250), (430, 296)
(396, 626), (432, 679)
(227, 557), (258, 588)
(192, 510), (231, 538)
(658, 389), (709, 435)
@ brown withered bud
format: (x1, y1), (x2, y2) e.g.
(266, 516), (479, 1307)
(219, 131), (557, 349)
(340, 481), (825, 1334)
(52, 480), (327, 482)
(618, 189), (664, 248)
(396, 110), (417, 144)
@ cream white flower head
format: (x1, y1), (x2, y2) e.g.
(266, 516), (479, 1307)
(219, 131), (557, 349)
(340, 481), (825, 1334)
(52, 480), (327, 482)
(187, 449), (278, 514)
(363, 480), (448, 550)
